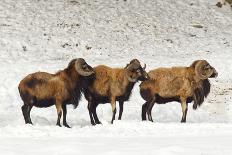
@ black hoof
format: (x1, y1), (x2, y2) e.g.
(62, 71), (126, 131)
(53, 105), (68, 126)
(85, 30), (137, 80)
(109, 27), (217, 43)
(142, 116), (147, 121)
(148, 118), (154, 122)
(91, 122), (96, 126)
(95, 121), (102, 124)
(64, 123), (71, 128)
(193, 104), (197, 110)
(56, 124), (62, 127)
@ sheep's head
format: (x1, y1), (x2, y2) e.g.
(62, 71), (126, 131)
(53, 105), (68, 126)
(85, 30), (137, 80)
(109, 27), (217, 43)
(191, 60), (218, 80)
(73, 58), (95, 76)
(125, 59), (149, 82)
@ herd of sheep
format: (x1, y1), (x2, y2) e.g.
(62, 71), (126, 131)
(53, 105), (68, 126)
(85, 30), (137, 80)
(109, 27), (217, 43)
(18, 58), (218, 128)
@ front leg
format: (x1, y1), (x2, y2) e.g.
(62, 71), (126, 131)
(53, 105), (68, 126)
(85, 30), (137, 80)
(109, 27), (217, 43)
(62, 104), (71, 128)
(92, 103), (101, 124)
(118, 101), (124, 120)
(146, 100), (155, 122)
(87, 101), (96, 125)
(141, 102), (148, 121)
(110, 96), (117, 124)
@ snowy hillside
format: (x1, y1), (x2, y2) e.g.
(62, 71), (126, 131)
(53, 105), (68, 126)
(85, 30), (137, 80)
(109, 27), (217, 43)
(0, 0), (232, 154)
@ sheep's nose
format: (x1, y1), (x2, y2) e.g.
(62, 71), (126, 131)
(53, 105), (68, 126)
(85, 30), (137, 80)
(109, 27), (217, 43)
(214, 71), (218, 78)
(210, 69), (218, 78)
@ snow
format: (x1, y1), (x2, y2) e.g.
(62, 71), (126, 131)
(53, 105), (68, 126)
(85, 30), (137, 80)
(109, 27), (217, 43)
(0, 0), (232, 154)
(1, 122), (232, 155)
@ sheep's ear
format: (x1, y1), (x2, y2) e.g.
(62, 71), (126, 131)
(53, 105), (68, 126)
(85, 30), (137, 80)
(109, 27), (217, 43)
(195, 60), (213, 79)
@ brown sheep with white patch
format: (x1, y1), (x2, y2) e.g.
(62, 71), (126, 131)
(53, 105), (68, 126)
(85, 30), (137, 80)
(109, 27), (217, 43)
(18, 58), (94, 127)
(140, 60), (218, 122)
(83, 59), (149, 125)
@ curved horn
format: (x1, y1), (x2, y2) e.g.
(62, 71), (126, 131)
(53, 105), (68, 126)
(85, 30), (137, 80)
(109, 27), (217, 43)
(195, 60), (213, 80)
(125, 72), (137, 82)
(125, 64), (137, 82)
(75, 58), (94, 76)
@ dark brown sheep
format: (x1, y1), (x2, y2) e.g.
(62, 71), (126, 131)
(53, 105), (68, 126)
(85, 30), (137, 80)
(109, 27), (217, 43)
(140, 60), (218, 123)
(83, 59), (149, 125)
(18, 58), (94, 127)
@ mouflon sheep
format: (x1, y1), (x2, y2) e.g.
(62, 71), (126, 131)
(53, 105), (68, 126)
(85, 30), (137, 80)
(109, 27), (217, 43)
(18, 58), (94, 127)
(140, 60), (218, 123)
(84, 59), (149, 125)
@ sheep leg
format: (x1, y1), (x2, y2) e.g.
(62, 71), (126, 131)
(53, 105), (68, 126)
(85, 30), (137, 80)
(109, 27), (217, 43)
(110, 97), (117, 124)
(27, 105), (33, 124)
(180, 98), (188, 123)
(118, 101), (124, 120)
(21, 105), (28, 123)
(92, 104), (101, 124)
(142, 102), (148, 121)
(88, 101), (96, 125)
(55, 101), (62, 127)
(147, 100), (155, 122)
(21, 104), (33, 124)
(62, 104), (71, 128)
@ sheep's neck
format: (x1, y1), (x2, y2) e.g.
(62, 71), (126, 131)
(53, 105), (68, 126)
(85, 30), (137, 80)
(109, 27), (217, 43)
(121, 70), (136, 93)
(64, 67), (80, 89)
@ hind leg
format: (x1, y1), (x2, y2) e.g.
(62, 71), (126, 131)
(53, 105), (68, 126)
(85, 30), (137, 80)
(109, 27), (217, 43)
(21, 104), (33, 124)
(55, 100), (62, 127)
(142, 102), (148, 121)
(118, 101), (124, 120)
(180, 97), (188, 123)
(110, 97), (117, 124)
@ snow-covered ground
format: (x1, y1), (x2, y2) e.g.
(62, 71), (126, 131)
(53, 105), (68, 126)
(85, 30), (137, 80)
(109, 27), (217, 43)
(0, 0), (232, 154)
